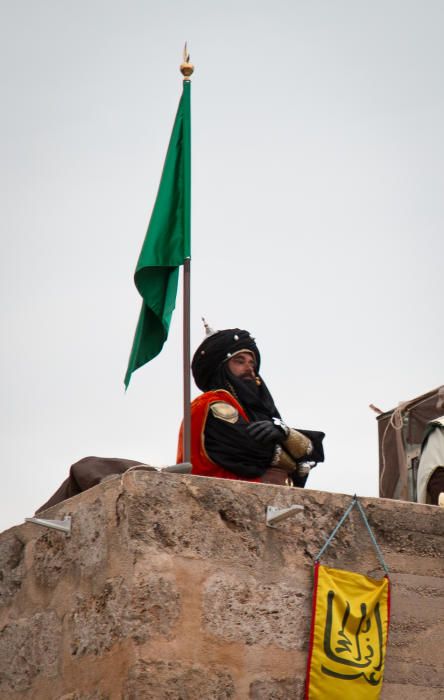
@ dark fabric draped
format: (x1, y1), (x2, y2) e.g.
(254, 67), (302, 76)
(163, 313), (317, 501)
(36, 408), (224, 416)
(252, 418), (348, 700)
(207, 364), (281, 422)
(204, 411), (274, 478)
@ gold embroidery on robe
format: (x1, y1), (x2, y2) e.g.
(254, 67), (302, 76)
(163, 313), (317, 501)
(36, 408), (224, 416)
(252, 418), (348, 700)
(210, 401), (239, 424)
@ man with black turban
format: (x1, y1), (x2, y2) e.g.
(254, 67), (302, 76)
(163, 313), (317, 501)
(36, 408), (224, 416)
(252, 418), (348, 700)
(36, 326), (324, 513)
(177, 325), (325, 486)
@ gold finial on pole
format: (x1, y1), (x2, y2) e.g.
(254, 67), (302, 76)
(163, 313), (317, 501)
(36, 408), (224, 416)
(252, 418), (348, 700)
(180, 42), (194, 80)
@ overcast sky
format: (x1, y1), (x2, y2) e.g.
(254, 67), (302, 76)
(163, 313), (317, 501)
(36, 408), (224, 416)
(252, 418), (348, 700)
(1, 1), (443, 532)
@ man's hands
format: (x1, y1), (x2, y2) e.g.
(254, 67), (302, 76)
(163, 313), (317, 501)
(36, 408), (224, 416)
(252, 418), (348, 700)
(246, 420), (287, 445)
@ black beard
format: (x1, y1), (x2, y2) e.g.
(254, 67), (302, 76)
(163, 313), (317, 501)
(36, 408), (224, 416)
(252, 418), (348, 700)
(223, 369), (279, 421)
(204, 363), (281, 422)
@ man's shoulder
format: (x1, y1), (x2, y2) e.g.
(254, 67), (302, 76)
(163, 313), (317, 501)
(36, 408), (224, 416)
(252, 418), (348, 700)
(192, 389), (237, 406)
(209, 401), (240, 424)
(191, 390), (247, 420)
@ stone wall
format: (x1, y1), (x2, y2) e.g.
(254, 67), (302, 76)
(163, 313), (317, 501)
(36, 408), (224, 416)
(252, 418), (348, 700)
(0, 471), (443, 699)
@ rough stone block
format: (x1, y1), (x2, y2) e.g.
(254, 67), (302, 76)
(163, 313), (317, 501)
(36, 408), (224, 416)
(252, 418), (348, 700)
(249, 677), (305, 699)
(59, 693), (109, 700)
(123, 660), (235, 699)
(381, 684), (443, 699)
(118, 475), (268, 568)
(0, 611), (61, 694)
(387, 573), (444, 664)
(70, 573), (180, 656)
(203, 571), (310, 651)
(0, 532), (24, 607)
(384, 659), (444, 689)
(32, 499), (108, 589)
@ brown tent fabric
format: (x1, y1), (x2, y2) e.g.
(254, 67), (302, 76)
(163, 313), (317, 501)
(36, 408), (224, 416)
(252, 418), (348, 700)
(35, 456), (144, 513)
(36, 457), (192, 514)
(377, 386), (444, 501)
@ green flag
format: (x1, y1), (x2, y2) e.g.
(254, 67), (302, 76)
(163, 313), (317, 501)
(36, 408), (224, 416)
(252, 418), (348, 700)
(125, 81), (191, 388)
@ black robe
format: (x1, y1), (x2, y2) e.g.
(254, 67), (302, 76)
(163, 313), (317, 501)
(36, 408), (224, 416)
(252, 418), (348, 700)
(202, 364), (325, 485)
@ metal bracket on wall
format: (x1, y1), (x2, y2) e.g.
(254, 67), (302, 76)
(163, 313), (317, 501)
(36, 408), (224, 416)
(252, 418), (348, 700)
(266, 505), (304, 528)
(25, 515), (72, 536)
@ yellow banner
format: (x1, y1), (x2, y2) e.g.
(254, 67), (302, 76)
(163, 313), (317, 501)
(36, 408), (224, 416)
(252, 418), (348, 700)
(306, 564), (390, 700)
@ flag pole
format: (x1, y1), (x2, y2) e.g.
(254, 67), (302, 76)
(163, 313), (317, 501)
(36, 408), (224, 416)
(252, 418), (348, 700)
(183, 258), (191, 462)
(180, 46), (194, 463)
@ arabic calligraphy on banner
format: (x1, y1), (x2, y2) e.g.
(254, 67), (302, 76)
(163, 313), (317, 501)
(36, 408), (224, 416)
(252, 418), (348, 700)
(305, 564), (390, 700)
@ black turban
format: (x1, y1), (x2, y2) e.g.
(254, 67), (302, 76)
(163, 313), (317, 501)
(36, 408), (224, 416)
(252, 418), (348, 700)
(192, 328), (260, 392)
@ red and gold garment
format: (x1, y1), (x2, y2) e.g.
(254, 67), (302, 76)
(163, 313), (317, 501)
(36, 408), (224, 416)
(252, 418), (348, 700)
(176, 389), (262, 482)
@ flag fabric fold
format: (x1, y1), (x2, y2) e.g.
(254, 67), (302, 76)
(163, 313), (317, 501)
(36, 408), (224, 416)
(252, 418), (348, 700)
(125, 81), (191, 388)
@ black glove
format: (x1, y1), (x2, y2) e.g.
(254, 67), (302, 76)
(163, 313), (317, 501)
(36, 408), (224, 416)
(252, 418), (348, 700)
(246, 420), (286, 445)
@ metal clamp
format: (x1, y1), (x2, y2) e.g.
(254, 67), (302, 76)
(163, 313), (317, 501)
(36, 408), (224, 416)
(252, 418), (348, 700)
(25, 516), (72, 536)
(266, 505), (304, 527)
